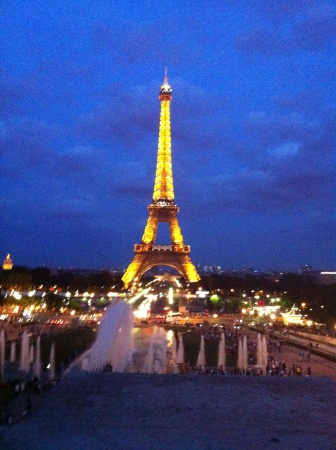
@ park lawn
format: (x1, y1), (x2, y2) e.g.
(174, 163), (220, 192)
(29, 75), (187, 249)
(179, 330), (237, 369)
(0, 327), (95, 415)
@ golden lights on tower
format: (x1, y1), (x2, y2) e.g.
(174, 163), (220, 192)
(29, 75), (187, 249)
(153, 69), (174, 203)
(122, 70), (200, 288)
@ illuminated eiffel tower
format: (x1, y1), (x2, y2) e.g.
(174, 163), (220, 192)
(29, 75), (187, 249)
(122, 70), (200, 288)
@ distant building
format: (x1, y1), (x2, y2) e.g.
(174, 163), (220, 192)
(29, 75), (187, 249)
(2, 254), (13, 270)
(281, 306), (304, 325)
(317, 272), (336, 285)
(202, 265), (222, 274)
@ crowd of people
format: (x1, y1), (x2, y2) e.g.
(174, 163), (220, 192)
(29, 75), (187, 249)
(183, 323), (314, 378)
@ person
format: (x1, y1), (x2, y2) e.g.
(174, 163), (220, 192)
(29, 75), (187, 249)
(281, 360), (286, 374)
(306, 366), (312, 376)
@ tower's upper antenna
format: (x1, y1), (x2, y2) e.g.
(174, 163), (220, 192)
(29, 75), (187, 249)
(159, 67), (172, 100)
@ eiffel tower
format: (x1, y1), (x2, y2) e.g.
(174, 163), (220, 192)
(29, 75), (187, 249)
(122, 70), (200, 288)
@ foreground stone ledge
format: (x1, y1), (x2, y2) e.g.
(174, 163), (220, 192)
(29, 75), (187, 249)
(1, 373), (336, 450)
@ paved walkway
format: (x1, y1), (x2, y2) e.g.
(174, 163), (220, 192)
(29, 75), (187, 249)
(273, 329), (336, 356)
(266, 330), (336, 380)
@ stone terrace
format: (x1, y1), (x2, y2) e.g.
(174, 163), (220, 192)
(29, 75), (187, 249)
(1, 372), (336, 449)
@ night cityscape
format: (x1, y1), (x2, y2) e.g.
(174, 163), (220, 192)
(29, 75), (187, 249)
(1, 1), (336, 448)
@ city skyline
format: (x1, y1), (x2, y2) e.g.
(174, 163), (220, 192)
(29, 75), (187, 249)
(1, 1), (335, 271)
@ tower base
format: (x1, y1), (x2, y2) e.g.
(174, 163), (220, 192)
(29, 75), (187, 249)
(122, 244), (200, 288)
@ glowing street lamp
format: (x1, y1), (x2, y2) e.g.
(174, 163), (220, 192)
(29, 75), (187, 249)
(168, 287), (174, 305)
(307, 319), (313, 348)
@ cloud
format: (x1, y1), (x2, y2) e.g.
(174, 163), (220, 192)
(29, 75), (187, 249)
(76, 81), (158, 147)
(0, 118), (103, 182)
(273, 169), (334, 201)
(171, 80), (231, 154)
(254, 0), (315, 18)
(186, 106), (336, 216)
(234, 2), (336, 54)
(244, 111), (317, 146)
(294, 9), (336, 50)
(268, 142), (300, 158)
(199, 159), (335, 214)
(76, 77), (232, 164)
(272, 90), (326, 115)
(90, 16), (226, 68)
(234, 28), (289, 55)
(91, 23), (165, 64)
(0, 119), (56, 175)
(0, 68), (40, 120)
(114, 184), (151, 200)
(51, 146), (101, 180)
(49, 210), (94, 220)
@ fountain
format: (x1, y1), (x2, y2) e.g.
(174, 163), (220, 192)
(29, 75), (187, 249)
(237, 335), (248, 372)
(262, 334), (268, 373)
(81, 300), (134, 373)
(10, 341), (16, 363)
(171, 334), (178, 373)
(257, 333), (267, 374)
(20, 330), (30, 372)
(197, 335), (206, 372)
(176, 334), (185, 366)
(237, 338), (243, 370)
(29, 344), (35, 365)
(257, 334), (262, 367)
(143, 326), (167, 373)
(243, 335), (248, 371)
(34, 336), (42, 378)
(217, 332), (226, 372)
(0, 329), (5, 371)
(49, 341), (56, 379)
(68, 299), (277, 377)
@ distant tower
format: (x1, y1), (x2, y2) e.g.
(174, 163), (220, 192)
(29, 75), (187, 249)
(122, 70), (200, 288)
(2, 254), (13, 270)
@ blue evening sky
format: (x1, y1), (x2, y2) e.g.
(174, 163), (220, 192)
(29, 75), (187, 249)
(1, 0), (335, 271)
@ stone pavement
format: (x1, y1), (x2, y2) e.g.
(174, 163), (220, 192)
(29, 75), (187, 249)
(1, 372), (336, 450)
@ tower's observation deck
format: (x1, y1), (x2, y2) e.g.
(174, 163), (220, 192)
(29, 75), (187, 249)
(122, 70), (200, 288)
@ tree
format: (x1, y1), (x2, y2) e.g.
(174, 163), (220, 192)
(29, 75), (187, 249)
(32, 268), (51, 287)
(209, 294), (221, 312)
(2, 267), (32, 290)
(44, 293), (63, 311)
